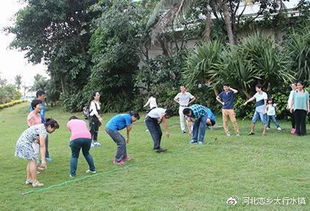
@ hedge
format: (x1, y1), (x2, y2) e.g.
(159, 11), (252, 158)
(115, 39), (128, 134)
(0, 100), (26, 110)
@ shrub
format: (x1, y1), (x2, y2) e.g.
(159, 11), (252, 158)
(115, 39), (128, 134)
(0, 100), (26, 110)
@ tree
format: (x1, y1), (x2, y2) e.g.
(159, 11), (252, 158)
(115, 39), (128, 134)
(287, 24), (310, 83)
(147, 0), (292, 44)
(0, 73), (7, 86)
(83, 0), (150, 112)
(7, 0), (99, 109)
(14, 75), (22, 90)
(0, 85), (21, 104)
(183, 34), (294, 98)
(182, 40), (223, 102)
(31, 74), (48, 91)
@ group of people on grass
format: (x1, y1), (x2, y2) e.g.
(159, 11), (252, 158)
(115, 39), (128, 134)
(14, 81), (309, 187)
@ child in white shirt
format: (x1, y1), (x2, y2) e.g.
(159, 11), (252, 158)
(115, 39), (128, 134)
(266, 98), (281, 131)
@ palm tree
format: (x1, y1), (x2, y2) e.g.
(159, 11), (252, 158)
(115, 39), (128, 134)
(147, 0), (238, 45)
(15, 75), (22, 90)
(287, 25), (310, 83)
(147, 0), (214, 46)
(183, 40), (224, 93)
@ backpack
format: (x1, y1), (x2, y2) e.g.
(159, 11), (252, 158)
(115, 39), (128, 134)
(83, 106), (91, 119)
(83, 102), (99, 119)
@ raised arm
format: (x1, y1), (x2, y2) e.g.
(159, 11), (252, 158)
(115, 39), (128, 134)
(230, 87), (238, 93)
(243, 97), (255, 106)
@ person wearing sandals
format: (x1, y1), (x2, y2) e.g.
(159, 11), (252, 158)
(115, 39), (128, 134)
(15, 118), (59, 187)
(105, 111), (140, 165)
(67, 116), (96, 177)
(89, 91), (103, 147)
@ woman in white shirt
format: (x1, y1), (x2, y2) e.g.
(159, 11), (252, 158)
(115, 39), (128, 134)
(287, 83), (297, 133)
(143, 95), (158, 113)
(89, 91), (103, 147)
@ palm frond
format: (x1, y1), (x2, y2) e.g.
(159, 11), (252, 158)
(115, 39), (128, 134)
(173, 0), (196, 27)
(147, 0), (181, 28)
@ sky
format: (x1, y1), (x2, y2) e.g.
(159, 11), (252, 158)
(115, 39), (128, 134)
(0, 0), (47, 88)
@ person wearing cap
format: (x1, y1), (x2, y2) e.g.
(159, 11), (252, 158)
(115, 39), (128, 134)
(105, 111), (140, 165)
(183, 104), (216, 144)
(174, 86), (196, 134)
(145, 108), (173, 153)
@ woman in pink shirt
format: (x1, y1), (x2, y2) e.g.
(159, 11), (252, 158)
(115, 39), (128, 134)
(67, 116), (96, 177)
(27, 100), (42, 126)
(27, 99), (44, 173)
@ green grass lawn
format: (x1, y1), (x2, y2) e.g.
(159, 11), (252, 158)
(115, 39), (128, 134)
(0, 103), (309, 210)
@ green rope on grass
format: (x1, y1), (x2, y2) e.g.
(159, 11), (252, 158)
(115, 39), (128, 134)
(22, 145), (197, 195)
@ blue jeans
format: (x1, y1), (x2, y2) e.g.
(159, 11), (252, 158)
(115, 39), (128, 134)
(192, 116), (208, 143)
(105, 128), (127, 162)
(267, 115), (280, 128)
(145, 117), (162, 149)
(251, 111), (267, 125)
(70, 138), (96, 176)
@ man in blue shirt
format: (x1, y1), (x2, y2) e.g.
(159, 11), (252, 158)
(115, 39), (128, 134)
(216, 84), (240, 136)
(183, 104), (216, 144)
(105, 111), (140, 165)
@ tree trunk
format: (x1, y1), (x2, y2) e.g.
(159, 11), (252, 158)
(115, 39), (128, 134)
(159, 35), (170, 56)
(60, 76), (65, 94)
(219, 0), (235, 44)
(202, 8), (212, 42)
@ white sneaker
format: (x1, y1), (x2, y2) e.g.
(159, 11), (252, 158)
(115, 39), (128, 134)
(86, 169), (97, 174)
(226, 134), (231, 137)
(277, 127), (282, 131)
(236, 134), (240, 136)
(32, 181), (44, 187)
(94, 142), (101, 147)
(91, 143), (95, 148)
(25, 179), (33, 185)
